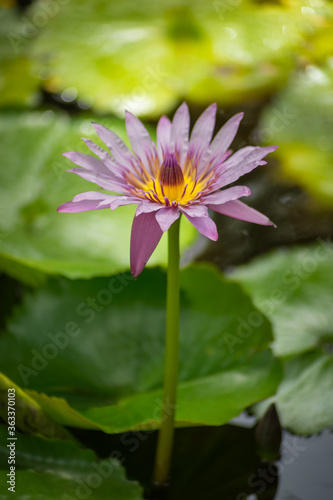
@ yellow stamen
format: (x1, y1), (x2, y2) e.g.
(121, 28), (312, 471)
(128, 152), (214, 205)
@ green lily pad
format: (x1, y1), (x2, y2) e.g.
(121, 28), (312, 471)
(0, 111), (196, 283)
(26, 0), (328, 116)
(253, 350), (333, 435)
(0, 265), (281, 433)
(0, 372), (73, 440)
(230, 242), (333, 357)
(258, 64), (333, 204)
(0, 427), (143, 500)
(0, 9), (40, 108)
(230, 243), (333, 434)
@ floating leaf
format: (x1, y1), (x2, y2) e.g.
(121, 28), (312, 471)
(231, 242), (333, 433)
(0, 427), (143, 500)
(231, 242), (333, 357)
(0, 266), (281, 433)
(0, 372), (73, 440)
(253, 350), (333, 435)
(0, 111), (196, 283)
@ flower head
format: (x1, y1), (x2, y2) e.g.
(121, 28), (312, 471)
(58, 103), (277, 277)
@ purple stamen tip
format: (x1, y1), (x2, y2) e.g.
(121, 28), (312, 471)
(160, 153), (184, 187)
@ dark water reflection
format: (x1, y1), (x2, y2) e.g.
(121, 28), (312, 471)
(73, 413), (333, 500)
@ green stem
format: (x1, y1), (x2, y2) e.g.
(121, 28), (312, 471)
(153, 217), (180, 485)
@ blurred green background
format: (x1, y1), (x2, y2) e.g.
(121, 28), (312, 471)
(1, 0), (333, 281)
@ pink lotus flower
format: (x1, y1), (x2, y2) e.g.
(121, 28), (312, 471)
(58, 103), (277, 278)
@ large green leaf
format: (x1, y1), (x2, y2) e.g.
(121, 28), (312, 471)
(230, 243), (333, 434)
(258, 64), (333, 204)
(0, 111), (196, 283)
(253, 350), (333, 435)
(0, 265), (281, 432)
(0, 372), (74, 440)
(231, 242), (333, 357)
(0, 427), (143, 500)
(26, 0), (329, 116)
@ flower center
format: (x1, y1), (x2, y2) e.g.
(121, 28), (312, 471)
(159, 153), (185, 202)
(126, 152), (216, 206)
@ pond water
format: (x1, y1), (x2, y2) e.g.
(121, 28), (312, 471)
(73, 411), (333, 500)
(276, 430), (333, 500)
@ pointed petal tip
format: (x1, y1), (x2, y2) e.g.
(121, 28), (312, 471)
(265, 218), (277, 228)
(174, 101), (190, 120)
(267, 145), (279, 152)
(57, 202), (72, 213)
(91, 121), (104, 128)
(178, 101), (189, 111)
(91, 122), (105, 134)
(235, 111), (244, 121)
(130, 263), (144, 281)
(131, 269), (139, 280)
(157, 115), (172, 136)
(209, 225), (219, 241)
(210, 229), (219, 241)
(90, 122), (99, 132)
(206, 103), (217, 116)
(125, 109), (134, 120)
